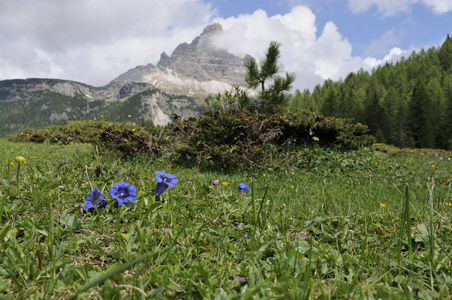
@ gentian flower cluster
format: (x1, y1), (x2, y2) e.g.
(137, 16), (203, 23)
(84, 187), (108, 210)
(109, 181), (136, 206)
(84, 171), (180, 212)
(155, 171), (179, 196)
(84, 181), (136, 211)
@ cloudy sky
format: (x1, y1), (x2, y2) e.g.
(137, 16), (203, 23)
(0, 0), (451, 91)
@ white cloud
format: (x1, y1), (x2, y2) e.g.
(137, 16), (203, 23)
(363, 47), (409, 68)
(347, 0), (413, 16)
(212, 6), (373, 90)
(421, 0), (452, 13)
(0, 1), (426, 92)
(0, 0), (215, 86)
(347, 0), (452, 16)
(364, 30), (402, 57)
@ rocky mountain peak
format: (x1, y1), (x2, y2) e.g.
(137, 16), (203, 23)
(110, 23), (251, 98)
(200, 23), (222, 37)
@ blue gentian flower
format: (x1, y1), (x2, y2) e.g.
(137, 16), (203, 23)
(109, 181), (136, 206)
(84, 187), (108, 210)
(238, 182), (250, 193)
(155, 171), (179, 196)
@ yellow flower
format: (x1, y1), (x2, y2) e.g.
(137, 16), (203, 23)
(291, 185), (294, 189)
(128, 115), (131, 118)
(132, 129), (136, 132)
(10, 162), (14, 166)
(432, 165), (435, 168)
(380, 203), (387, 207)
(101, 115), (104, 118)
(446, 202), (452, 207)
(263, 173), (266, 177)
(14, 156), (26, 164)
(221, 182), (228, 187)
(5, 159), (7, 162)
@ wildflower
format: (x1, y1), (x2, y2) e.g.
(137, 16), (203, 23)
(432, 165), (435, 168)
(420, 153), (425, 156)
(14, 156), (26, 164)
(263, 173), (266, 177)
(423, 198), (430, 204)
(84, 187), (108, 210)
(222, 182), (229, 187)
(101, 115), (104, 118)
(291, 185), (294, 189)
(213, 180), (220, 186)
(155, 171), (179, 196)
(109, 181), (136, 206)
(128, 115), (131, 118)
(445, 202), (452, 207)
(380, 203), (387, 207)
(238, 182), (250, 194)
(132, 128), (136, 132)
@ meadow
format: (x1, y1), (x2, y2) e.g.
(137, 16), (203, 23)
(0, 138), (451, 299)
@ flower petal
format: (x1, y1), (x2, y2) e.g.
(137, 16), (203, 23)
(155, 182), (168, 196)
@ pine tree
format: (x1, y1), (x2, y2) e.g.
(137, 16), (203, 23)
(439, 34), (452, 74)
(408, 79), (435, 148)
(245, 41), (295, 114)
(320, 85), (339, 117)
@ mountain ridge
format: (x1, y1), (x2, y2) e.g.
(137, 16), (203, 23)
(0, 23), (252, 137)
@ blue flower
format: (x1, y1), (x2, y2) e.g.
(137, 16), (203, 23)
(109, 181), (136, 206)
(84, 187), (108, 210)
(155, 171), (179, 196)
(238, 182), (250, 193)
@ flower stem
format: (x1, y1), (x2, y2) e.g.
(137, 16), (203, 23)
(16, 163), (21, 196)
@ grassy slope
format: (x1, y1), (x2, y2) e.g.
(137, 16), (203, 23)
(0, 139), (451, 299)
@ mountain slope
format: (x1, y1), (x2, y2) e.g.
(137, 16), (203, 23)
(0, 24), (251, 137)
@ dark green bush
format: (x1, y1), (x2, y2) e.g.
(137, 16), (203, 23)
(95, 125), (161, 158)
(169, 109), (374, 169)
(7, 110), (374, 169)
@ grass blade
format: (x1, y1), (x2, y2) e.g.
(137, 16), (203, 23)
(68, 253), (150, 300)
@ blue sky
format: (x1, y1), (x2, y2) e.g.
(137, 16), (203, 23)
(211, 0), (451, 57)
(0, 0), (451, 91)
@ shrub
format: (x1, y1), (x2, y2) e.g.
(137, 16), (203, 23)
(95, 125), (161, 158)
(169, 109), (374, 169)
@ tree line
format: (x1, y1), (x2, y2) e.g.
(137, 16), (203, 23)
(289, 35), (452, 149)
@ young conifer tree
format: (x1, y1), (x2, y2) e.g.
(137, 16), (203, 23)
(244, 41), (295, 114)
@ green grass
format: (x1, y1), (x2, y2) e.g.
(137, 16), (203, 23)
(0, 139), (451, 299)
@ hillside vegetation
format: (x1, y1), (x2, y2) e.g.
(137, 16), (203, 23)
(0, 134), (451, 298)
(1, 42), (451, 298)
(289, 35), (452, 150)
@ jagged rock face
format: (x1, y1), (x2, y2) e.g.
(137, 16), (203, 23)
(157, 23), (246, 84)
(109, 23), (251, 98)
(118, 82), (151, 99)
